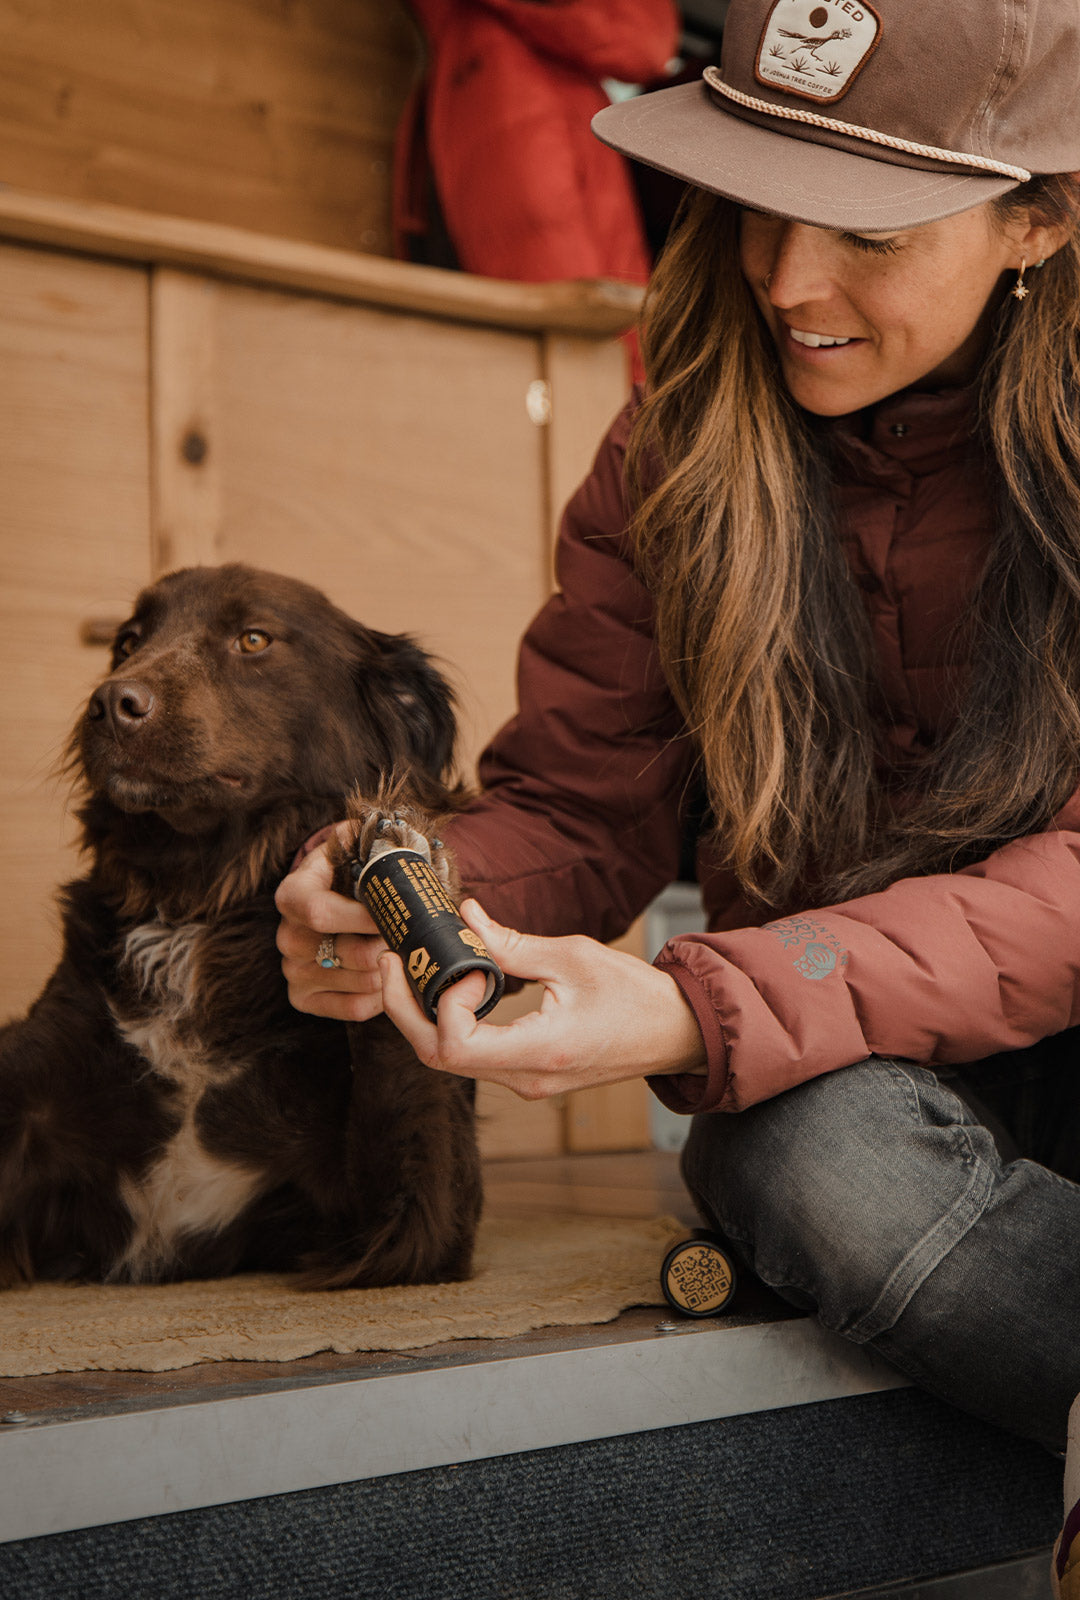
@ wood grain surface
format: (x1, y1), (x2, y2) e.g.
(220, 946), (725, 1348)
(0, 187), (644, 337)
(0, 0), (420, 255)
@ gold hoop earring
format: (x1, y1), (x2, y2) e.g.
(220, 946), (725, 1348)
(1012, 258), (1029, 301)
(762, 272), (773, 291)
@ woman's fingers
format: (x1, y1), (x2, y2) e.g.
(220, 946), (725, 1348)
(274, 840), (377, 938)
(378, 940), (559, 1092)
(277, 924), (386, 973)
(378, 899), (580, 1070)
(275, 835), (389, 1019)
(378, 951), (440, 1061)
(282, 959), (382, 996)
(291, 987), (387, 1024)
(284, 931), (388, 1015)
(378, 956), (494, 1057)
(459, 899), (590, 985)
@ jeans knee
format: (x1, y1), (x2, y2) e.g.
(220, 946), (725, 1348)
(681, 1058), (1001, 1340)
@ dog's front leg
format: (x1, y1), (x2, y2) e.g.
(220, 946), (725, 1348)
(0, 1000), (149, 1288)
(299, 1014), (481, 1289)
(299, 803), (482, 1289)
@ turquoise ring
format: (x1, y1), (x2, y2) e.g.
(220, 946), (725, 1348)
(316, 936), (342, 970)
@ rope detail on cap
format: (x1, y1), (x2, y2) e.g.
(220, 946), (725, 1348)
(702, 67), (1031, 183)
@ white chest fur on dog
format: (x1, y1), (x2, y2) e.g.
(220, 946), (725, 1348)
(113, 920), (263, 1281)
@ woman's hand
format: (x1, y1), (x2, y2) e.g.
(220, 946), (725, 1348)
(274, 831), (388, 1022)
(379, 900), (707, 1098)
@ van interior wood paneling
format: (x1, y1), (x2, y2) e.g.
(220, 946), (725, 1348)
(0, 0), (419, 255)
(0, 241), (151, 1017)
(544, 332), (633, 551)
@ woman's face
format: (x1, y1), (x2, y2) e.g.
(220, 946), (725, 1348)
(739, 203), (1028, 416)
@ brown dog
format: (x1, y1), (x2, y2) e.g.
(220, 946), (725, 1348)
(0, 564), (481, 1290)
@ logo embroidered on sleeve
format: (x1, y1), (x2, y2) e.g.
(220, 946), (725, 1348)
(756, 0), (882, 104)
(764, 917), (849, 981)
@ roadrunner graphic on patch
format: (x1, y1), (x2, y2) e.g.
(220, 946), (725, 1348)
(756, 0), (882, 104)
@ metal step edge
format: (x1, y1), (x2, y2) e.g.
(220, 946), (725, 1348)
(0, 1315), (905, 1543)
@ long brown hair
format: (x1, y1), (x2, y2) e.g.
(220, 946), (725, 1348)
(627, 178), (1080, 907)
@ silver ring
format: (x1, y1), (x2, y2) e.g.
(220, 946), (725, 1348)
(316, 935), (342, 970)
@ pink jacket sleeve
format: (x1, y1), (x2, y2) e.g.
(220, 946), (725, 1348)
(445, 399), (693, 944)
(653, 789), (1080, 1114)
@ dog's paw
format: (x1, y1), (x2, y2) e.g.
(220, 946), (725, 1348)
(331, 796), (458, 897)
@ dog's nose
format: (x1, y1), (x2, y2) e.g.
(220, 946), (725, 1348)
(87, 680), (157, 735)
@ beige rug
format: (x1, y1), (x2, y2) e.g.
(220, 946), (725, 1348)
(0, 1214), (686, 1377)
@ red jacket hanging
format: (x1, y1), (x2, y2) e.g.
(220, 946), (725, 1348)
(395, 0), (680, 284)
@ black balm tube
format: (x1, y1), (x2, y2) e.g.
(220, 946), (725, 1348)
(352, 847), (504, 1022)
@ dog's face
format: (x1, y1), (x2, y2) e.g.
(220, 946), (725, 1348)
(79, 564), (455, 834)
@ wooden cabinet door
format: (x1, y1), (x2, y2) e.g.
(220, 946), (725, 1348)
(0, 243), (151, 1019)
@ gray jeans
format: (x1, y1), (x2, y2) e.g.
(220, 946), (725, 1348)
(681, 1032), (1080, 1451)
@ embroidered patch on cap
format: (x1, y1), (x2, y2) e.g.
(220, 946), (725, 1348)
(756, 0), (881, 104)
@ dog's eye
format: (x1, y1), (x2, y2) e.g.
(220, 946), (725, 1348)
(235, 630), (271, 654)
(114, 633), (139, 660)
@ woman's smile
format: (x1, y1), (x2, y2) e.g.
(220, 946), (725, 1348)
(783, 324), (864, 353)
(787, 328), (864, 350)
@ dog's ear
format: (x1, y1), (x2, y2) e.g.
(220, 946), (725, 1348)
(352, 626), (457, 781)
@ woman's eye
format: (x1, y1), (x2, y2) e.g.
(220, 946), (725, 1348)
(841, 231), (901, 256)
(235, 629), (272, 654)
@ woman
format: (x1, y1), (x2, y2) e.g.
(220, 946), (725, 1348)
(277, 0), (1080, 1450)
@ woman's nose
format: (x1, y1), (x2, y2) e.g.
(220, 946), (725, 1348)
(764, 223), (837, 305)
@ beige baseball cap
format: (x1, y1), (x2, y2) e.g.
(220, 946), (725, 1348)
(593, 0), (1080, 231)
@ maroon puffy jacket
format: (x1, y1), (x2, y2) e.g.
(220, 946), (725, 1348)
(446, 387), (1080, 1114)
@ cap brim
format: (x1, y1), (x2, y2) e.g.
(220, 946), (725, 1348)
(593, 80), (1018, 232)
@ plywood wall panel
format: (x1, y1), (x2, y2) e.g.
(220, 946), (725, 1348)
(0, 0), (420, 255)
(0, 242), (151, 1019)
(150, 269), (222, 571)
